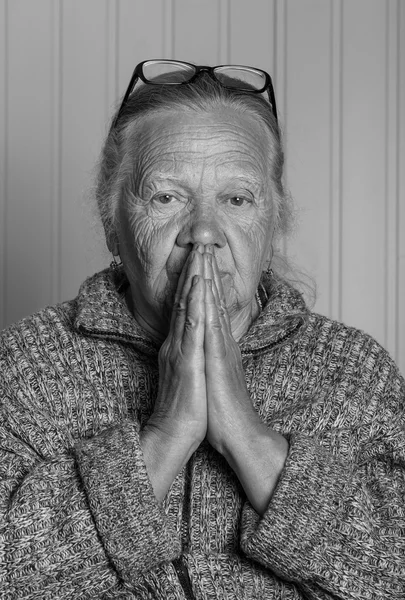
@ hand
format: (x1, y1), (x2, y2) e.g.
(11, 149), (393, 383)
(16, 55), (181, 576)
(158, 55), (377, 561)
(203, 248), (289, 515)
(141, 245), (208, 501)
(142, 244), (288, 512)
(202, 248), (262, 455)
(148, 244), (207, 445)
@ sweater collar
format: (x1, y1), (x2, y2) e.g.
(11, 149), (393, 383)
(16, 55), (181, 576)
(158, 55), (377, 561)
(73, 267), (308, 356)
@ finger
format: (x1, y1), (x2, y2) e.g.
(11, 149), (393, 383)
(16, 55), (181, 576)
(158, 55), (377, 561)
(210, 275), (232, 337)
(170, 249), (204, 332)
(204, 279), (226, 354)
(203, 254), (222, 311)
(171, 273), (194, 339)
(206, 249), (228, 310)
(203, 250), (214, 281)
(204, 252), (232, 335)
(181, 274), (205, 353)
(174, 245), (202, 304)
(188, 246), (204, 280)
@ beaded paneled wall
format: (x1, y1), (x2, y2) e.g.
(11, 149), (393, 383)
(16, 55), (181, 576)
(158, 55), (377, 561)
(0, 0), (404, 372)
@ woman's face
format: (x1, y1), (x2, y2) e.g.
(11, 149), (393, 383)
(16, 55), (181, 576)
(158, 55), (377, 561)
(114, 106), (276, 339)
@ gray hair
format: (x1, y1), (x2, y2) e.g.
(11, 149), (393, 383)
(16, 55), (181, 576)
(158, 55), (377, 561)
(95, 72), (293, 252)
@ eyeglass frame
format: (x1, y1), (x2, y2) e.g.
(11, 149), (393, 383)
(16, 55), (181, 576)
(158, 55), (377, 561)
(112, 59), (278, 129)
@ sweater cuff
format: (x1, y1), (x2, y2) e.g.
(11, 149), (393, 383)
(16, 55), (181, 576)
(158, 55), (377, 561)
(240, 433), (350, 582)
(74, 420), (181, 583)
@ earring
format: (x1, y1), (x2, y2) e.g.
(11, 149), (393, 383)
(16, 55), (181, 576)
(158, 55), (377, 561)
(255, 290), (263, 312)
(110, 255), (123, 271)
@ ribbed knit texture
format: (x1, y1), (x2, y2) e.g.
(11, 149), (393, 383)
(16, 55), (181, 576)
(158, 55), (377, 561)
(0, 267), (404, 599)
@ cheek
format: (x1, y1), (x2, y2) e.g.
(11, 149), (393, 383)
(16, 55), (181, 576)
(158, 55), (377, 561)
(233, 209), (273, 269)
(119, 200), (180, 275)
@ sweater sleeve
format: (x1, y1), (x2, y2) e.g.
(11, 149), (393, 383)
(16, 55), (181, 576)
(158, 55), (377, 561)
(240, 353), (405, 599)
(0, 416), (181, 598)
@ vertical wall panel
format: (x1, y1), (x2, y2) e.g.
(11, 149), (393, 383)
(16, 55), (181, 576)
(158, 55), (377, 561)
(118, 0), (166, 96)
(274, 0), (288, 260)
(50, 0), (62, 306)
(398, 0), (405, 375)
(329, 0), (343, 322)
(229, 0), (275, 71)
(385, 0), (400, 363)
(163, 0), (175, 58)
(5, 1), (55, 324)
(284, 0), (333, 316)
(105, 0), (118, 120)
(173, 0), (222, 63)
(0, 0), (403, 377)
(274, 0), (287, 125)
(59, 0), (110, 302)
(341, 0), (387, 346)
(0, 0), (7, 327)
(217, 0), (230, 64)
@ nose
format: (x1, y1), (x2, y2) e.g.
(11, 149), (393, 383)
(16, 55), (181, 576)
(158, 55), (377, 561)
(176, 202), (227, 249)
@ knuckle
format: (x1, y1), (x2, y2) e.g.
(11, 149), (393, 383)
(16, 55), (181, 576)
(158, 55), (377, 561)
(175, 301), (187, 314)
(184, 316), (199, 330)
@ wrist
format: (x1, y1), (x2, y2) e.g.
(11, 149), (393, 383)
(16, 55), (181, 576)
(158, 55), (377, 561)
(140, 423), (200, 503)
(145, 416), (204, 455)
(222, 424), (289, 516)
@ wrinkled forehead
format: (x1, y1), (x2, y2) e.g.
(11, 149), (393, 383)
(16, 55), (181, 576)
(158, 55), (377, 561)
(124, 106), (273, 186)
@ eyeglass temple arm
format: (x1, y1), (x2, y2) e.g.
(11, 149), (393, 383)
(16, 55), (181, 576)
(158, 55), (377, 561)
(267, 86), (278, 125)
(111, 70), (140, 130)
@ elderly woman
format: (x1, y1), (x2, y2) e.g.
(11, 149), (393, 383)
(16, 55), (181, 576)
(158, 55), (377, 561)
(1, 59), (404, 600)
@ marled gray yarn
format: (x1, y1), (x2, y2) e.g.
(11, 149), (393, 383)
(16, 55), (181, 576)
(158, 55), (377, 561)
(0, 268), (404, 599)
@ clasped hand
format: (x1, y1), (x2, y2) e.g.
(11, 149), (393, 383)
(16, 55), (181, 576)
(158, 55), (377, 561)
(142, 243), (288, 512)
(149, 242), (260, 456)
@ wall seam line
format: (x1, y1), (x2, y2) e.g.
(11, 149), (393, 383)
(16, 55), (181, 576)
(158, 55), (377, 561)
(384, 0), (389, 351)
(171, 0), (175, 58)
(106, 0), (118, 121)
(227, 0), (231, 63)
(329, 0), (343, 321)
(338, 0), (343, 322)
(274, 0), (287, 258)
(115, 0), (119, 101)
(163, 0), (174, 59)
(328, 0), (332, 317)
(1, 0), (8, 327)
(50, 0), (62, 305)
(385, 0), (399, 360)
(57, 0), (63, 303)
(218, 0), (229, 64)
(395, 0), (401, 362)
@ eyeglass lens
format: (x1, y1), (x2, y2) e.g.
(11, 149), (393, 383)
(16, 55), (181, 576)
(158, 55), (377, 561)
(142, 60), (266, 91)
(143, 60), (196, 83)
(214, 66), (266, 91)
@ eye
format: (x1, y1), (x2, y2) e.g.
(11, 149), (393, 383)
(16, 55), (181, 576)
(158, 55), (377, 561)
(156, 194), (176, 204)
(230, 196), (244, 206)
(149, 192), (186, 217)
(228, 196), (252, 207)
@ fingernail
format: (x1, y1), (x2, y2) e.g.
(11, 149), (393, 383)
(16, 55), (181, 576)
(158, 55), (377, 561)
(206, 278), (212, 289)
(206, 253), (213, 264)
(192, 275), (199, 285)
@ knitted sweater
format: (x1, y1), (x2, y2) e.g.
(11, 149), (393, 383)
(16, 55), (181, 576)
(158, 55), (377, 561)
(0, 268), (404, 600)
